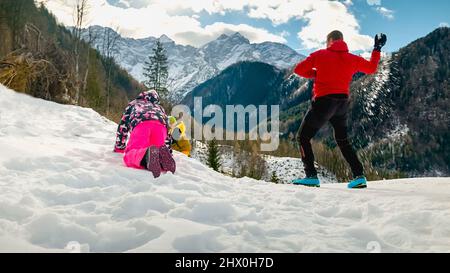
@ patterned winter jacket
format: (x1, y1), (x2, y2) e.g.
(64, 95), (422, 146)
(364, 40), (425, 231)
(114, 90), (169, 152)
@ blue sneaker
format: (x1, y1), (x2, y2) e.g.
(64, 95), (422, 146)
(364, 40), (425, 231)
(292, 176), (320, 187)
(348, 176), (367, 189)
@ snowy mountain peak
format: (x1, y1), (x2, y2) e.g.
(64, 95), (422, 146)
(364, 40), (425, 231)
(208, 32), (250, 46)
(231, 31), (244, 37)
(81, 26), (304, 102)
(217, 33), (229, 40)
(229, 32), (250, 44)
(158, 34), (174, 44)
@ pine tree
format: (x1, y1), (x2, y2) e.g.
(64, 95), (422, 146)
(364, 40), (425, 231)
(143, 39), (169, 99)
(270, 171), (280, 184)
(207, 138), (221, 172)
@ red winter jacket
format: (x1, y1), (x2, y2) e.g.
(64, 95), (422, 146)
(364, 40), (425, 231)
(294, 40), (381, 100)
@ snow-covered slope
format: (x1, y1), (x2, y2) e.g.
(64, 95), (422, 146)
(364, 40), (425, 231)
(82, 26), (304, 102)
(1, 84), (450, 253)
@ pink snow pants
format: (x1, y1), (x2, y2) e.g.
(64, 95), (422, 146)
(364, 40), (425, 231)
(123, 120), (167, 169)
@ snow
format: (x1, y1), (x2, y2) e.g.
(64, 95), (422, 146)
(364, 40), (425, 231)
(1, 84), (450, 253)
(386, 123), (410, 140)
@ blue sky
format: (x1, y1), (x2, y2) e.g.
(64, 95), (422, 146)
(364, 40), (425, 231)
(350, 0), (450, 53)
(193, 0), (450, 55)
(43, 0), (450, 55)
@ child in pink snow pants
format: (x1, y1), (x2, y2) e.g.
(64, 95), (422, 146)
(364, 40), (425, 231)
(114, 90), (176, 178)
(123, 120), (167, 169)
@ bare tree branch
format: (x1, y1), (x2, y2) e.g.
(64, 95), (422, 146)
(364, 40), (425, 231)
(102, 26), (120, 115)
(73, 0), (90, 105)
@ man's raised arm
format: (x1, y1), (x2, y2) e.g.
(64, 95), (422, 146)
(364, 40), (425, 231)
(355, 33), (387, 75)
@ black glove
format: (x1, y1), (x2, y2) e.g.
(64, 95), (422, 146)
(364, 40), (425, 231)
(374, 33), (387, 51)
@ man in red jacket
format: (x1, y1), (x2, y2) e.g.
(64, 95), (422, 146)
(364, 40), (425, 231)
(292, 30), (387, 189)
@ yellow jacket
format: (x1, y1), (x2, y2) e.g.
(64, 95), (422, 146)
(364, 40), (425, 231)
(170, 121), (191, 156)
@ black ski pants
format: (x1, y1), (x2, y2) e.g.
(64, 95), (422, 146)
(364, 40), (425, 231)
(297, 94), (364, 178)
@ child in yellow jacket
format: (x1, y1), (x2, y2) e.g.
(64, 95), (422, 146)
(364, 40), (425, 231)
(168, 116), (191, 157)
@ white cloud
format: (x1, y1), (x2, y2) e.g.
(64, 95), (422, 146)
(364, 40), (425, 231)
(367, 0), (381, 6)
(114, 0), (146, 9)
(439, 22), (449, 28)
(173, 23), (287, 47)
(342, 0), (353, 6)
(38, 0), (285, 47)
(130, 0), (250, 14)
(39, 0), (374, 51)
(366, 0), (395, 20)
(279, 30), (290, 38)
(236, 0), (372, 51)
(375, 6), (394, 20)
(297, 1), (373, 51)
(247, 0), (313, 25)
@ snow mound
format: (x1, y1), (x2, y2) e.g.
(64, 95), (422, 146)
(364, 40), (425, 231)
(1, 84), (450, 253)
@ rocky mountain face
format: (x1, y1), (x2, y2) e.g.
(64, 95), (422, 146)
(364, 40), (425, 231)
(81, 26), (304, 102)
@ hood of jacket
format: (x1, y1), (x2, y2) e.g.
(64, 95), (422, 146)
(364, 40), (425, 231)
(136, 90), (160, 104)
(327, 40), (349, 52)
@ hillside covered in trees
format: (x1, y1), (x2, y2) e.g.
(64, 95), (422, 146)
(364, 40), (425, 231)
(348, 27), (449, 176)
(0, 0), (144, 121)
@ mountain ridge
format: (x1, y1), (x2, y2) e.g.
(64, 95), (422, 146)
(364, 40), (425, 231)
(81, 25), (305, 102)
